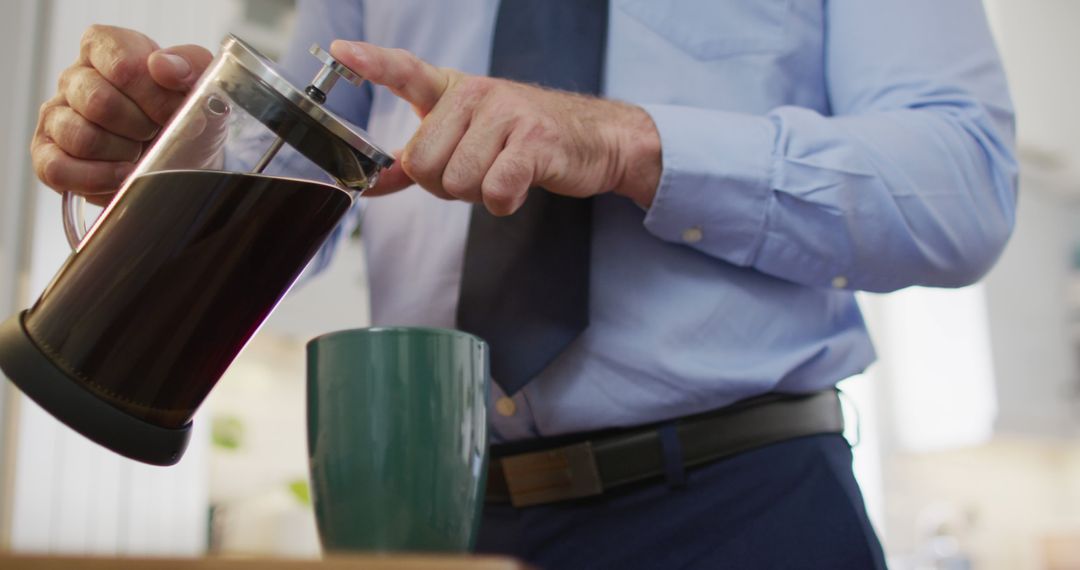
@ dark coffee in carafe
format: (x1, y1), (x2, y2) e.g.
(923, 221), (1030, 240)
(24, 170), (351, 428)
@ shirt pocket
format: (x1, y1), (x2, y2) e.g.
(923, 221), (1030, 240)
(618, 0), (791, 60)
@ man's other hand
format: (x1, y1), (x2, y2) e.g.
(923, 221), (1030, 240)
(31, 25), (213, 205)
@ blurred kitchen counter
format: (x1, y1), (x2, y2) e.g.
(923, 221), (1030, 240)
(0, 554), (529, 569)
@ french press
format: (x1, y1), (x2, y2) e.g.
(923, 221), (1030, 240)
(0, 35), (392, 465)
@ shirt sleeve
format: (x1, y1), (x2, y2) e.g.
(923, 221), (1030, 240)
(640, 0), (1018, 293)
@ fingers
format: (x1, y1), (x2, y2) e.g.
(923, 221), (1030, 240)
(32, 26), (216, 198)
(60, 65), (159, 141)
(147, 44), (214, 92)
(330, 40), (452, 116)
(31, 94), (136, 197)
(42, 105), (143, 162)
(79, 24), (186, 125)
(400, 88), (477, 197)
(326, 40), (538, 214)
(481, 147), (533, 216)
(440, 109), (512, 202)
(366, 131), (532, 215)
(33, 141), (134, 197)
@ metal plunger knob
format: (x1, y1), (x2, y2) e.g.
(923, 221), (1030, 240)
(252, 44), (366, 173)
(305, 44), (364, 103)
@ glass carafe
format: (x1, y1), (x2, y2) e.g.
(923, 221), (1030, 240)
(0, 35), (392, 465)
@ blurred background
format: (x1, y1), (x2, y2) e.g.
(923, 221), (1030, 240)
(0, 1), (1077, 568)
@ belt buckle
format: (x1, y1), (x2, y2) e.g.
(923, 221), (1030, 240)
(500, 441), (604, 507)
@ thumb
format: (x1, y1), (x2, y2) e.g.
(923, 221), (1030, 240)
(147, 44), (214, 92)
(329, 40), (454, 117)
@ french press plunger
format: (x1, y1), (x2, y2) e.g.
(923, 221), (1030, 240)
(0, 35), (392, 465)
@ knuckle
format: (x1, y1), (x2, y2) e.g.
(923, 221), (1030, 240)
(499, 154), (529, 183)
(441, 169), (474, 198)
(490, 101), (528, 126)
(455, 76), (493, 102)
(38, 100), (55, 123)
(480, 172), (505, 198)
(396, 48), (420, 68)
(519, 116), (557, 146)
(83, 82), (120, 123)
(39, 105), (63, 140)
(386, 49), (418, 91)
(484, 191), (517, 217)
(57, 66), (77, 94)
(483, 176), (514, 200)
(82, 25), (158, 89)
(31, 151), (46, 181)
(80, 24), (106, 47)
(68, 123), (101, 157)
(38, 154), (64, 189)
(445, 147), (482, 182)
(483, 91), (517, 118)
(502, 87), (529, 109)
(399, 150), (421, 176)
(40, 103), (61, 133)
(387, 75), (409, 93)
(386, 48), (419, 75)
(401, 148), (435, 182)
(102, 55), (143, 89)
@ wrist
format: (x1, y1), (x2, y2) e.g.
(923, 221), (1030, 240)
(608, 102), (662, 209)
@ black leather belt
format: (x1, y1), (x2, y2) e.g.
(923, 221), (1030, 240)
(486, 390), (844, 507)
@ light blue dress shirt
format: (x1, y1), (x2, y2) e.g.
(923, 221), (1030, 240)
(278, 0), (1017, 442)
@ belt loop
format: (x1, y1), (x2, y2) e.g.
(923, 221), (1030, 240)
(658, 423), (686, 488)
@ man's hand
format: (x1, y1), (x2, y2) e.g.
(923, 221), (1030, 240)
(31, 25), (213, 204)
(330, 41), (662, 214)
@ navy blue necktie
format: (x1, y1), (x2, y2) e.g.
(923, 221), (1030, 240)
(456, 0), (608, 395)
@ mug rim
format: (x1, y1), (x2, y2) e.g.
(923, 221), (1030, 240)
(306, 326), (486, 348)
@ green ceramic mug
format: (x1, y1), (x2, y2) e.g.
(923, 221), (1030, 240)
(306, 327), (489, 552)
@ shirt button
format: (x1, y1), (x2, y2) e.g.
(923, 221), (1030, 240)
(495, 397), (517, 417)
(832, 275), (849, 289)
(681, 227), (704, 244)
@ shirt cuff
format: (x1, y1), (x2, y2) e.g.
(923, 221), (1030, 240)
(641, 104), (776, 267)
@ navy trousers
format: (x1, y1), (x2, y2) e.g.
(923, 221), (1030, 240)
(475, 434), (887, 569)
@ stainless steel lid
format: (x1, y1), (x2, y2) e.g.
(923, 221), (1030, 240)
(214, 34), (393, 188)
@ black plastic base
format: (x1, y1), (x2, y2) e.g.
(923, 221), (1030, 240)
(0, 311), (191, 466)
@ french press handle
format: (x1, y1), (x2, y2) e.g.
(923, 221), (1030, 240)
(61, 191), (91, 249)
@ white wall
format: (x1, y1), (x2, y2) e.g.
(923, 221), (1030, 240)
(0, 0), (39, 314)
(983, 182), (1080, 437)
(988, 0), (1080, 176)
(979, 0), (1080, 437)
(0, 0), (47, 548)
(7, 0), (242, 555)
(874, 285), (999, 451)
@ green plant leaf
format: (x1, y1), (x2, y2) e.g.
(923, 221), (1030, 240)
(210, 415), (244, 451)
(288, 479), (311, 506)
